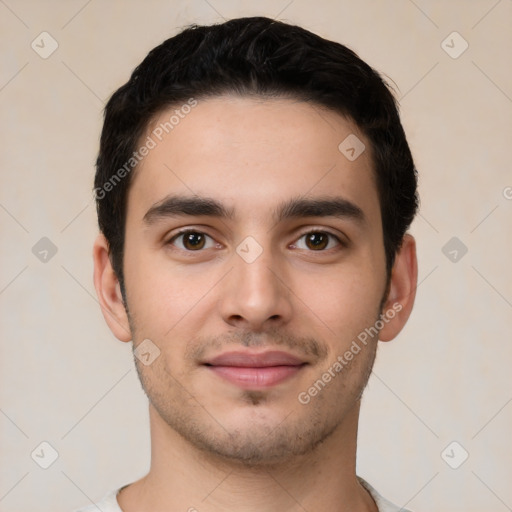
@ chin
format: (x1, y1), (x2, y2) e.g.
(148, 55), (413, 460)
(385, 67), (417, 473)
(163, 402), (341, 468)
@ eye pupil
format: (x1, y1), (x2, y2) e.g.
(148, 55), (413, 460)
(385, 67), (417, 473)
(306, 233), (328, 250)
(184, 232), (205, 250)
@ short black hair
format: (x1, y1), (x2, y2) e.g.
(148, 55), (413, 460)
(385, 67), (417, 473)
(95, 16), (419, 293)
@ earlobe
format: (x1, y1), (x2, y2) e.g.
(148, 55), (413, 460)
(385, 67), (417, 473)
(378, 234), (418, 342)
(92, 233), (132, 342)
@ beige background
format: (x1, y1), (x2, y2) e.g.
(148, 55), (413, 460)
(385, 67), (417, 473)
(1, 1), (511, 511)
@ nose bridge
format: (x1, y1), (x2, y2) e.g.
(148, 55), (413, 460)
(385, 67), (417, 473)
(220, 239), (291, 328)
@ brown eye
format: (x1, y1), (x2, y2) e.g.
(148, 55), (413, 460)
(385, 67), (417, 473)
(169, 231), (215, 251)
(305, 232), (329, 250)
(183, 232), (205, 250)
(294, 231), (341, 251)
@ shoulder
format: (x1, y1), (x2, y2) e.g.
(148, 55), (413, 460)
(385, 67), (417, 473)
(72, 488), (123, 512)
(357, 476), (414, 512)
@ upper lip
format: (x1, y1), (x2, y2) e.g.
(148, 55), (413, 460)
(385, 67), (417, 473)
(204, 350), (306, 367)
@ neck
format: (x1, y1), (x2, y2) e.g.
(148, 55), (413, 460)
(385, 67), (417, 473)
(118, 401), (378, 512)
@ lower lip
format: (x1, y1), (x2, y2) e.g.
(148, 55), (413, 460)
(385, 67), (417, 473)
(207, 365), (305, 389)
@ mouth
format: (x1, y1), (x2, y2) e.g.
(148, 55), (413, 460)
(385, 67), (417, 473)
(203, 350), (308, 389)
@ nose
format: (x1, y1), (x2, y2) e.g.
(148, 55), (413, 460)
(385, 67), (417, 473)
(219, 247), (293, 332)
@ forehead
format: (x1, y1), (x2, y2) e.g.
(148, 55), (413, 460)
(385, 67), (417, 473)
(127, 96), (380, 226)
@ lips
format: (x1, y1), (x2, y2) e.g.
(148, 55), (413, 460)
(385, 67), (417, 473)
(204, 351), (307, 389)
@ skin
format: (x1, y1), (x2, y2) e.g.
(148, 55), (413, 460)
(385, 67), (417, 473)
(93, 95), (417, 512)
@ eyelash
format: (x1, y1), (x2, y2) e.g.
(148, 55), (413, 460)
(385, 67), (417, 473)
(166, 228), (345, 252)
(291, 229), (344, 251)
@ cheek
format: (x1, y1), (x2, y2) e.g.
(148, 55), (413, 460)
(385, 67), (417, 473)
(296, 263), (384, 341)
(123, 249), (218, 337)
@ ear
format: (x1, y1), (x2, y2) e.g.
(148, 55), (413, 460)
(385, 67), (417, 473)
(378, 233), (418, 342)
(92, 233), (132, 342)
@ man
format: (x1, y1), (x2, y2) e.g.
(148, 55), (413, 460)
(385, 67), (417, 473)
(82, 15), (418, 512)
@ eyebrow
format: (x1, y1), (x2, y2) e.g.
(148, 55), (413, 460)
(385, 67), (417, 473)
(275, 196), (365, 225)
(143, 195), (234, 224)
(143, 194), (366, 226)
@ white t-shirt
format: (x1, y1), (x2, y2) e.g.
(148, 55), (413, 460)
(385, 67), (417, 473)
(74, 476), (412, 512)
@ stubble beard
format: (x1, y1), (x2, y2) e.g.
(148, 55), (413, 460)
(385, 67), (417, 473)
(130, 324), (379, 468)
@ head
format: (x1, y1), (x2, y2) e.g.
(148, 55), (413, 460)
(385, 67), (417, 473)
(93, 16), (418, 467)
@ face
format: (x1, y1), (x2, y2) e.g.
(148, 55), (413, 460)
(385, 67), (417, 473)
(104, 96), (404, 466)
